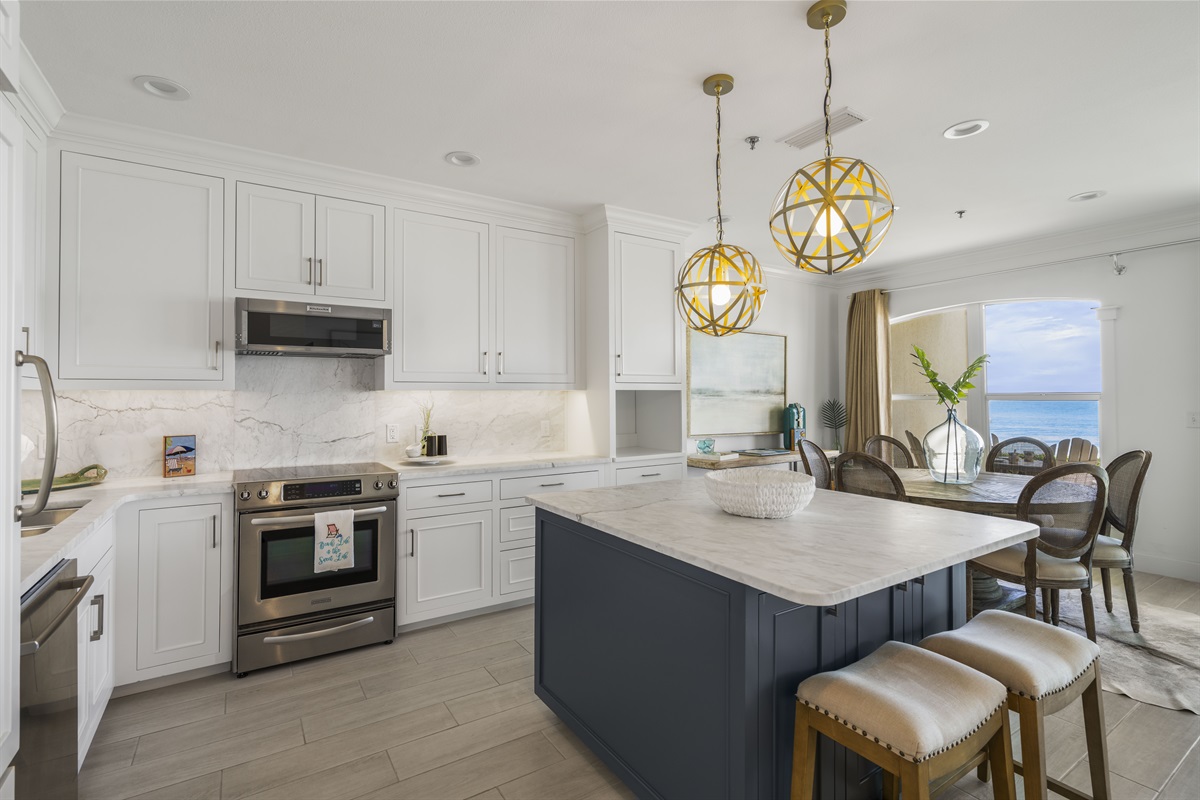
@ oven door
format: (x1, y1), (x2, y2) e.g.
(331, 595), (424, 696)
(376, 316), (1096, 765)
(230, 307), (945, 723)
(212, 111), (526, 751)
(238, 500), (396, 627)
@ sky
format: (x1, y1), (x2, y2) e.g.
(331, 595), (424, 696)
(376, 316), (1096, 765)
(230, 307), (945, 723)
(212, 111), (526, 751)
(984, 300), (1101, 393)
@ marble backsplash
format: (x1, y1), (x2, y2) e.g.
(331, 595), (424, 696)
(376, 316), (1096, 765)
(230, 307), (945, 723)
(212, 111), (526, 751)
(21, 358), (567, 479)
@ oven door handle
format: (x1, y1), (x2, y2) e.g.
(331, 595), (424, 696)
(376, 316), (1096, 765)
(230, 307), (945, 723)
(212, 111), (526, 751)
(248, 506), (389, 526)
(261, 615), (375, 644)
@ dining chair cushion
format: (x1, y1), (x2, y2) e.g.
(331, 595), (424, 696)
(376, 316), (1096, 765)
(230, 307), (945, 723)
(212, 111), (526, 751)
(972, 544), (1090, 582)
(795, 640), (1006, 763)
(921, 610), (1099, 700)
(1092, 534), (1131, 566)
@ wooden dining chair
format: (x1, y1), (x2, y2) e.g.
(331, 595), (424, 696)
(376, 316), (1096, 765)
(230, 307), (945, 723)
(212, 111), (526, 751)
(864, 435), (915, 469)
(967, 463), (1109, 640)
(834, 452), (907, 502)
(1091, 450), (1153, 632)
(904, 430), (929, 469)
(1053, 437), (1099, 465)
(985, 437), (1055, 476)
(798, 439), (832, 490)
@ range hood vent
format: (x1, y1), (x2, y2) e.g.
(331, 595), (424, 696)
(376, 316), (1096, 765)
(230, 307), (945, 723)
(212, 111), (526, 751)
(777, 106), (869, 151)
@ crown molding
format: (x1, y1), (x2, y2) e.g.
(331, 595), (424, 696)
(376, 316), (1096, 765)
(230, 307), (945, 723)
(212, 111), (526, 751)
(48, 112), (585, 233)
(580, 204), (698, 240)
(839, 208), (1200, 293)
(17, 44), (64, 135)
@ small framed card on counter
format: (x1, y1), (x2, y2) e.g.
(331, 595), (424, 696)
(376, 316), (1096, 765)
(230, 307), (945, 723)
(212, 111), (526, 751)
(163, 434), (197, 478)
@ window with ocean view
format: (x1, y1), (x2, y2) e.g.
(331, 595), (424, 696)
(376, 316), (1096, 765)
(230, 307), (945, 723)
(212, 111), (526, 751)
(984, 300), (1101, 450)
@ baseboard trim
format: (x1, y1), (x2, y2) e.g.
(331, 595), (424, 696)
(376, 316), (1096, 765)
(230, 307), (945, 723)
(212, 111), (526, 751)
(1134, 555), (1200, 584)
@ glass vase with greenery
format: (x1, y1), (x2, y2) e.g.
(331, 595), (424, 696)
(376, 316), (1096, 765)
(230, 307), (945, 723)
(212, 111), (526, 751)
(911, 346), (989, 484)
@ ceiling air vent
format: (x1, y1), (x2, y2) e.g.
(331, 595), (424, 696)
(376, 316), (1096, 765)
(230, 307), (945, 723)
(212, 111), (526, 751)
(777, 107), (869, 150)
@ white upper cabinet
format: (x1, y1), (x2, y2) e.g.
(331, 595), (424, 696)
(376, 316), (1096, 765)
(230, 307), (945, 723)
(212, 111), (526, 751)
(393, 209), (489, 384)
(59, 152), (226, 382)
(495, 227), (575, 384)
(0, 0), (18, 94)
(19, 115), (43, 388)
(614, 232), (683, 384)
(235, 183), (384, 301)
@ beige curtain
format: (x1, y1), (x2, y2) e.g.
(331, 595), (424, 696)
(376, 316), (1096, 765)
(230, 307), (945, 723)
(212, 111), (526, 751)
(845, 289), (891, 453)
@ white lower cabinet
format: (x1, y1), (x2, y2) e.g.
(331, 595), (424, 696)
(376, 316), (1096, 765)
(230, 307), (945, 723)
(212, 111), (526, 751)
(404, 509), (493, 617)
(115, 495), (233, 686)
(615, 461), (684, 486)
(77, 549), (114, 768)
(498, 547), (536, 595)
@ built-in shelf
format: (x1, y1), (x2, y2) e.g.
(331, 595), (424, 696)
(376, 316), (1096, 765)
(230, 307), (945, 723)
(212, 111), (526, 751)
(614, 388), (683, 459)
(614, 446), (685, 462)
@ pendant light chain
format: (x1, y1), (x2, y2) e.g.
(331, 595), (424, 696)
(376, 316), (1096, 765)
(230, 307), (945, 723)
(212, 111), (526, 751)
(715, 85), (725, 243)
(823, 12), (833, 159)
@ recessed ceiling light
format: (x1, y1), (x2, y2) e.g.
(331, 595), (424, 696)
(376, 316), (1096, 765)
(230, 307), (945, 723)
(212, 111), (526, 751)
(1068, 190), (1107, 202)
(444, 151), (480, 167)
(942, 119), (989, 139)
(134, 75), (190, 101)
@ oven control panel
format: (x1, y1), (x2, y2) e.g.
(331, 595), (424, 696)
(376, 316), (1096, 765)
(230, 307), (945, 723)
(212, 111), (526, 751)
(283, 479), (362, 502)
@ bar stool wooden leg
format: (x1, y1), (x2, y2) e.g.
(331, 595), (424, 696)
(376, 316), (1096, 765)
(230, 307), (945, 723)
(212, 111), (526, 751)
(791, 711), (818, 800)
(1016, 694), (1048, 800)
(1100, 568), (1114, 613)
(989, 710), (1017, 800)
(1082, 663), (1112, 800)
(882, 770), (898, 800)
(901, 761), (932, 800)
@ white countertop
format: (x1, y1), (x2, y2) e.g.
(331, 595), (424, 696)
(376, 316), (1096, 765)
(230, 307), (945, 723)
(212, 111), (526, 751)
(527, 478), (1038, 606)
(391, 452), (610, 480)
(19, 473), (236, 595)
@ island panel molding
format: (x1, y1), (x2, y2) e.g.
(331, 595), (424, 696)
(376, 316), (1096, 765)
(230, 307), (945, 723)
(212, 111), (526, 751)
(526, 479), (1036, 606)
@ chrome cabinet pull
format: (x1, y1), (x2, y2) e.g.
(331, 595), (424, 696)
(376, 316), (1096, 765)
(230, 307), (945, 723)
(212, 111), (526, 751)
(482, 351), (488, 375)
(539, 482), (565, 487)
(437, 492), (466, 498)
(317, 258), (324, 286)
(498, 352), (504, 375)
(409, 529), (416, 557)
(211, 340), (221, 370)
(90, 593), (105, 642)
(306, 257), (314, 285)
(21, 326), (30, 353)
(616, 353), (622, 376)
(212, 514), (218, 548)
(641, 473), (661, 478)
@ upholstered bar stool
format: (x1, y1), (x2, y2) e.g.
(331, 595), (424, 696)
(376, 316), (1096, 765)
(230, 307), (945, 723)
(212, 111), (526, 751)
(792, 641), (1016, 800)
(922, 610), (1110, 800)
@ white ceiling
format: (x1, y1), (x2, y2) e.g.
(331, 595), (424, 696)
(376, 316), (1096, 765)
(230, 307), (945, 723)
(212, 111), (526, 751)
(21, 1), (1200, 273)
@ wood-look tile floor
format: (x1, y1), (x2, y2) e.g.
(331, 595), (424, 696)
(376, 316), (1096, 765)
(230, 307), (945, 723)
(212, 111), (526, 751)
(81, 572), (1200, 800)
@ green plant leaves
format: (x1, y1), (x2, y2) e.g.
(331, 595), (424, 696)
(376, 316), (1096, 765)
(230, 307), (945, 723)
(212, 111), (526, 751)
(911, 345), (989, 409)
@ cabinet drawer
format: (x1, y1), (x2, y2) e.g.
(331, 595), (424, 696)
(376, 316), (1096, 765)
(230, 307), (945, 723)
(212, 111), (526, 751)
(75, 516), (115, 577)
(615, 462), (683, 486)
(499, 505), (536, 543)
(499, 470), (599, 501)
(499, 546), (536, 595)
(406, 480), (492, 511)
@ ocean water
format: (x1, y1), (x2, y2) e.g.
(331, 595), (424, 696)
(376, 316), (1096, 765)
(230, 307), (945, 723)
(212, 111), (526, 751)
(988, 400), (1099, 446)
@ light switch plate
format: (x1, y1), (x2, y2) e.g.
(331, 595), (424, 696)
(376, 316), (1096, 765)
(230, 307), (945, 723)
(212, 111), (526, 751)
(385, 424), (401, 443)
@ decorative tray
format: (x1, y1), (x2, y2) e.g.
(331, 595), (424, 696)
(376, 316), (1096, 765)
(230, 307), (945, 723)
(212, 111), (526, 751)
(404, 457), (453, 467)
(21, 464), (109, 495)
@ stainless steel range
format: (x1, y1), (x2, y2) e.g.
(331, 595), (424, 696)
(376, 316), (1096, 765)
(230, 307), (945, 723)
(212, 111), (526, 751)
(233, 462), (398, 676)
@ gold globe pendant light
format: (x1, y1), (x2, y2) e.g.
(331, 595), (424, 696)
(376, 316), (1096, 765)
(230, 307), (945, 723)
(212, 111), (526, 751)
(769, 0), (895, 274)
(676, 74), (766, 337)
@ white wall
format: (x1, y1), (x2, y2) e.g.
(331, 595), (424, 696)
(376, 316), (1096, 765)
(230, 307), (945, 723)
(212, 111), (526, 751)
(837, 217), (1200, 580)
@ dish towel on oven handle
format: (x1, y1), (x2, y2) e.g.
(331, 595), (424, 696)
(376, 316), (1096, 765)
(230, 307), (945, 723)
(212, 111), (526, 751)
(313, 509), (355, 573)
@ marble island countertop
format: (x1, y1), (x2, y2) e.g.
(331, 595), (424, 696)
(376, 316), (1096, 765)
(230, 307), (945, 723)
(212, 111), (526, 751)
(528, 478), (1038, 606)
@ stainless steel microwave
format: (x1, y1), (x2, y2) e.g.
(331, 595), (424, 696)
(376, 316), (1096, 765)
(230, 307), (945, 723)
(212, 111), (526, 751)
(235, 298), (391, 358)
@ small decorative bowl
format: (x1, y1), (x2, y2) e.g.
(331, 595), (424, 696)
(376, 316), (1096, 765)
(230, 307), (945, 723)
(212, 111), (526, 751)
(704, 468), (816, 519)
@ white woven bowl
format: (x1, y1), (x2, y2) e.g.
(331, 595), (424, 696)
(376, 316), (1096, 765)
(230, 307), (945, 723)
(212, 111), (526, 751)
(704, 468), (816, 519)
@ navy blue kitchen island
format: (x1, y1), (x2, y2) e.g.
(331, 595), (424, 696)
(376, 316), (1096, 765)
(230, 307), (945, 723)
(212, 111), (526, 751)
(528, 480), (1036, 800)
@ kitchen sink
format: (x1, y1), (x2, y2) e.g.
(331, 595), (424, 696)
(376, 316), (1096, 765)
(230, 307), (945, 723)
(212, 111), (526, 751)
(20, 504), (86, 538)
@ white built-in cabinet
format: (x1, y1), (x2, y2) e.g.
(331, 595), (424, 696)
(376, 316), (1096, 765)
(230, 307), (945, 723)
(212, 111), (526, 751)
(614, 232), (684, 384)
(391, 209), (579, 387)
(77, 549), (113, 768)
(235, 183), (385, 301)
(19, 113), (43, 388)
(404, 509), (493, 616)
(393, 209), (490, 383)
(495, 227), (576, 384)
(58, 152), (226, 382)
(115, 496), (233, 686)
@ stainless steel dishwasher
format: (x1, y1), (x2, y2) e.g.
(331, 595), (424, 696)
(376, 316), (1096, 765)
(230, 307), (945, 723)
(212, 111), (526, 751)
(16, 559), (93, 800)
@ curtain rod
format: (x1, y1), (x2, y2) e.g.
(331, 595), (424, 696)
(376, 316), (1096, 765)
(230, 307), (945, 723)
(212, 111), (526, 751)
(845, 236), (1200, 298)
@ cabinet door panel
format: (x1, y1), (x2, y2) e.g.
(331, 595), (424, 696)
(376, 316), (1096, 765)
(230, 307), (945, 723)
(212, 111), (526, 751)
(499, 547), (535, 595)
(495, 228), (574, 383)
(405, 510), (492, 613)
(60, 153), (224, 380)
(615, 233), (683, 383)
(316, 196), (384, 301)
(20, 118), (43, 391)
(394, 210), (489, 383)
(235, 182), (315, 295)
(136, 504), (222, 669)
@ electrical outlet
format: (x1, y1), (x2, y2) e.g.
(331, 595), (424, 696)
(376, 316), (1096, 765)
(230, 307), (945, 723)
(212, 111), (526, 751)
(1189, 411), (1200, 429)
(541, 420), (551, 436)
(385, 424), (401, 443)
